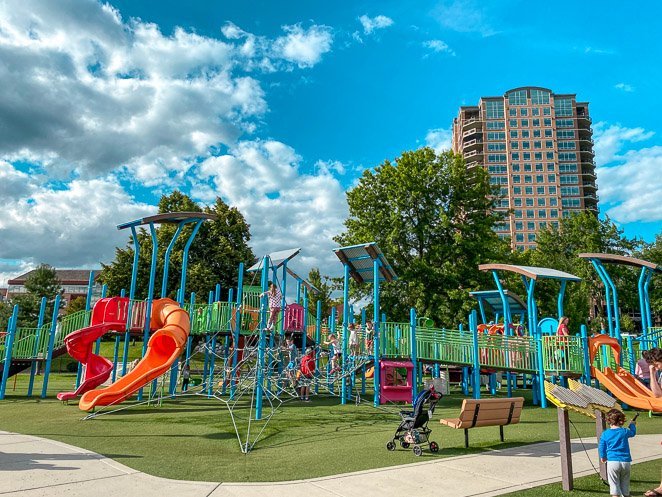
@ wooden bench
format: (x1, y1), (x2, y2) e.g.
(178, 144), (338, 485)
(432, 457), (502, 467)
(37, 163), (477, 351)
(439, 397), (524, 448)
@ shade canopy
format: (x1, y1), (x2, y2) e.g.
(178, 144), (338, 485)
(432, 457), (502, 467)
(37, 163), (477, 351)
(118, 212), (217, 230)
(334, 243), (397, 284)
(479, 264), (581, 282)
(247, 248), (301, 272)
(578, 253), (661, 272)
(469, 290), (528, 314)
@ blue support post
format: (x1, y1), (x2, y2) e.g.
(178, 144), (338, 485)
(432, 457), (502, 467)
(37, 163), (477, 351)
(27, 297), (48, 398)
(256, 257), (269, 420)
(315, 300), (322, 395)
(470, 310), (481, 399)
(123, 227), (141, 377)
(230, 263), (244, 400)
(111, 334), (121, 382)
(302, 287), (308, 357)
(216, 283), (222, 303)
(41, 295), (61, 399)
(557, 281), (567, 320)
(138, 222), (159, 402)
(373, 258), (381, 407)
(161, 223), (185, 298)
(179, 220), (204, 302)
(592, 260), (615, 337)
(207, 334), (217, 397)
(280, 261), (288, 338)
(638, 267), (649, 338)
(626, 335), (636, 375)
(580, 324), (591, 385)
(410, 308), (418, 400)
(341, 263), (350, 404)
(0, 305), (19, 399)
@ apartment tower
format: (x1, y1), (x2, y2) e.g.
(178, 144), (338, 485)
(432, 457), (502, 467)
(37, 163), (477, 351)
(452, 87), (598, 250)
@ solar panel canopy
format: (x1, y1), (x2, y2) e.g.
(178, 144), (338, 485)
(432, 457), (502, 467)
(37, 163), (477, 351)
(334, 243), (397, 284)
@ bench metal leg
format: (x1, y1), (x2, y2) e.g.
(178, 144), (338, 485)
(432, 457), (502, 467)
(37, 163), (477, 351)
(464, 429), (469, 448)
(499, 425), (504, 442)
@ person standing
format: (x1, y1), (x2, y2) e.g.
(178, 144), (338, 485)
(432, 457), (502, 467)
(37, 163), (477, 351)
(598, 409), (636, 497)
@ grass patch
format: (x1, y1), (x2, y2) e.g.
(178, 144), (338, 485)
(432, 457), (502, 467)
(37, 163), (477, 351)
(501, 459), (661, 496)
(1, 381), (660, 482)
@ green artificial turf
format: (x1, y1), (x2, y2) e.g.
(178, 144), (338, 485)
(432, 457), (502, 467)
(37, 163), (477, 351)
(0, 383), (660, 482)
(502, 459), (661, 496)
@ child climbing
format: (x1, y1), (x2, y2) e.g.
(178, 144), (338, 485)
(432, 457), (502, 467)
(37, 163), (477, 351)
(348, 323), (359, 356)
(298, 347), (316, 401)
(260, 281), (282, 332)
(324, 333), (341, 373)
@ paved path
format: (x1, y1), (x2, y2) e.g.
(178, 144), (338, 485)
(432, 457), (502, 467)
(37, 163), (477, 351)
(1, 431), (660, 496)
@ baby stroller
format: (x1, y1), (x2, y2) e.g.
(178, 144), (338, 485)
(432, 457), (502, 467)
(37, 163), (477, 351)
(386, 386), (442, 456)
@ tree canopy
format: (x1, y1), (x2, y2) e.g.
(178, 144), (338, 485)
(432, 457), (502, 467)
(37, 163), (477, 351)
(13, 264), (62, 327)
(335, 148), (510, 326)
(100, 191), (255, 300)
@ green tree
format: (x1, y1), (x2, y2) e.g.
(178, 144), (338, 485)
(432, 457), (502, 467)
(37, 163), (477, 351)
(335, 148), (510, 326)
(639, 232), (662, 322)
(100, 191), (255, 301)
(0, 301), (13, 331)
(306, 268), (335, 318)
(13, 264), (62, 327)
(65, 296), (87, 316)
(531, 212), (640, 333)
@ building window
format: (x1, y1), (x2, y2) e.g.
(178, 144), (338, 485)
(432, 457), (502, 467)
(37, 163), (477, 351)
(545, 129), (553, 138)
(556, 119), (574, 128)
(528, 233), (537, 242)
(520, 108), (528, 116)
(532, 108), (540, 116)
(531, 89), (551, 105)
(538, 210), (547, 218)
(512, 175), (521, 183)
(550, 210), (559, 218)
(532, 119), (540, 127)
(558, 141), (576, 150)
(508, 90), (527, 105)
(558, 152), (577, 161)
(516, 234), (524, 242)
(515, 221), (523, 230)
(527, 222), (535, 230)
(539, 221), (547, 229)
(525, 198), (534, 206)
(521, 130), (530, 138)
(534, 152), (542, 160)
(547, 174), (556, 182)
(535, 163), (544, 171)
(526, 210), (535, 218)
(537, 198), (546, 206)
(546, 152), (555, 160)
(523, 152), (531, 160)
(524, 175), (532, 183)
(560, 175), (578, 184)
(548, 186), (557, 194)
(514, 198), (522, 207)
(510, 141), (519, 149)
(544, 118), (552, 126)
(487, 131), (506, 140)
(554, 98), (573, 117)
(511, 152), (519, 160)
(557, 130), (575, 139)
(513, 186), (522, 194)
(550, 198), (558, 206)
(522, 141), (530, 149)
(510, 130), (518, 138)
(533, 130), (541, 138)
(559, 163), (578, 172)
(547, 163), (555, 171)
(543, 107), (551, 115)
(515, 210), (523, 218)
(486, 99), (505, 118)
(536, 186), (545, 195)
(521, 119), (529, 127)
(561, 186), (581, 196)
(488, 154), (508, 162)
(524, 163), (532, 171)
(487, 121), (505, 129)
(525, 186), (533, 195)
(512, 163), (520, 172)
(509, 108), (517, 117)
(488, 142), (506, 151)
(534, 141), (542, 149)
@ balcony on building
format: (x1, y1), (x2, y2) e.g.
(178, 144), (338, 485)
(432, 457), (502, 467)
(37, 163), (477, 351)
(462, 138), (484, 152)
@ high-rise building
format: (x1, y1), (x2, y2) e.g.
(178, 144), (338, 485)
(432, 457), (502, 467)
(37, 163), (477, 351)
(452, 87), (598, 251)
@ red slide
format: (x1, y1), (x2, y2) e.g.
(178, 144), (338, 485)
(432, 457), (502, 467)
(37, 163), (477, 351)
(79, 298), (190, 411)
(589, 335), (662, 413)
(57, 297), (130, 402)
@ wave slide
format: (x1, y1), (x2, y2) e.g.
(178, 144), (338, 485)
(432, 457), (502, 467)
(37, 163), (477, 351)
(57, 297), (128, 402)
(589, 335), (662, 412)
(79, 298), (189, 412)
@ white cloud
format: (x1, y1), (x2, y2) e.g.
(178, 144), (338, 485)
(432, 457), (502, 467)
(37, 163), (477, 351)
(358, 15), (394, 35)
(423, 39), (455, 56)
(272, 24), (333, 68)
(430, 0), (496, 37)
(594, 123), (662, 223)
(196, 140), (349, 275)
(425, 128), (453, 153)
(614, 82), (634, 92)
(593, 122), (654, 166)
(0, 163), (155, 273)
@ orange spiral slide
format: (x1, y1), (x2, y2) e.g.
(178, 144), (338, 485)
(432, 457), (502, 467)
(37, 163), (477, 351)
(79, 298), (190, 412)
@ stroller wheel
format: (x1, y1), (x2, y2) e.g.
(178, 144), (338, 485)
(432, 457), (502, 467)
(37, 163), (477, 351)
(430, 441), (440, 453)
(386, 441), (396, 451)
(400, 440), (410, 449)
(412, 445), (423, 457)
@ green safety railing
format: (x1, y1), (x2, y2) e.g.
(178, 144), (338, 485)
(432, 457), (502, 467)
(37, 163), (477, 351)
(416, 327), (473, 365)
(645, 327), (662, 348)
(380, 321), (411, 358)
(476, 334), (538, 373)
(541, 336), (584, 375)
(186, 302), (236, 335)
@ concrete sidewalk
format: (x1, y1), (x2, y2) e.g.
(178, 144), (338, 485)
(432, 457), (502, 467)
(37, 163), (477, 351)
(1, 431), (660, 497)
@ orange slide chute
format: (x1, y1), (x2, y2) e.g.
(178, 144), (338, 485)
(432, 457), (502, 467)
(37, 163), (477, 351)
(589, 335), (662, 412)
(79, 298), (190, 412)
(57, 297), (129, 402)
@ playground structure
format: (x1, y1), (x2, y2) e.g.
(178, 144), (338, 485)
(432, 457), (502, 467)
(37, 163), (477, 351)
(1, 232), (661, 452)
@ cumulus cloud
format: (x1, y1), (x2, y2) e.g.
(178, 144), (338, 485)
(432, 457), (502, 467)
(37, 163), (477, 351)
(425, 128), (453, 153)
(423, 39), (455, 56)
(593, 122), (654, 165)
(594, 123), (662, 223)
(358, 15), (394, 34)
(430, 0), (496, 37)
(272, 24), (333, 68)
(0, 162), (155, 273)
(196, 139), (349, 275)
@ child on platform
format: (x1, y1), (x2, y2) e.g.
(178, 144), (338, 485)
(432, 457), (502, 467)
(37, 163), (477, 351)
(598, 408), (636, 497)
(298, 347), (316, 401)
(324, 334), (341, 373)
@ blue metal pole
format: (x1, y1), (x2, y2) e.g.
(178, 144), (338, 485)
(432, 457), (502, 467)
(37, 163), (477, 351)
(27, 297), (47, 398)
(592, 260), (614, 337)
(580, 324), (591, 385)
(111, 334), (121, 382)
(93, 284), (107, 356)
(341, 263), (350, 404)
(161, 223), (185, 298)
(207, 334), (217, 397)
(138, 222), (159, 402)
(302, 287), (308, 357)
(557, 280), (567, 320)
(123, 227), (141, 377)
(315, 299), (322, 395)
(179, 220), (204, 302)
(280, 261), (288, 338)
(256, 256), (269, 420)
(0, 305), (19, 399)
(230, 263), (243, 400)
(296, 280), (302, 305)
(410, 308), (418, 400)
(643, 271), (653, 344)
(41, 295), (61, 398)
(470, 310), (481, 399)
(216, 283), (222, 303)
(373, 258), (381, 408)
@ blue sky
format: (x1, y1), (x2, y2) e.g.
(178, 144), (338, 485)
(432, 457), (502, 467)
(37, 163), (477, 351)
(0, 0), (661, 285)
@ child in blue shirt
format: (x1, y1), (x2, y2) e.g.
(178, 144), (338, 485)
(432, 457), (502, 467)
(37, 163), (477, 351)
(598, 409), (637, 497)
